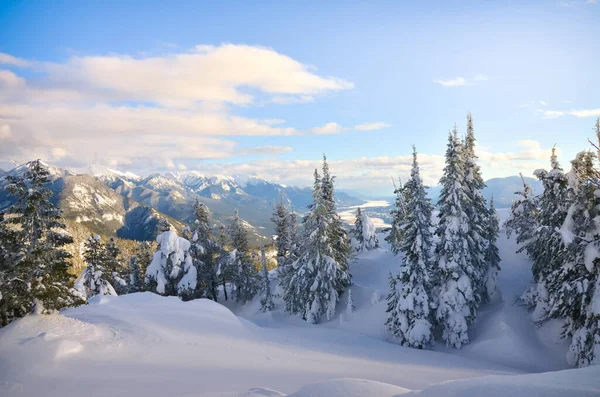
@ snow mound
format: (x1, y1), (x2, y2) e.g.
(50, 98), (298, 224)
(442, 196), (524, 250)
(407, 366), (600, 397)
(286, 378), (411, 397)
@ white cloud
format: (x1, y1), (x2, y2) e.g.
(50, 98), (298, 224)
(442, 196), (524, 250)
(240, 145), (293, 155)
(433, 75), (488, 87)
(537, 109), (566, 119)
(570, 108), (600, 118)
(35, 44), (353, 107)
(0, 45), (383, 170)
(537, 107), (600, 118)
(353, 122), (391, 131)
(0, 53), (30, 67)
(540, 100), (548, 106)
(310, 122), (347, 135)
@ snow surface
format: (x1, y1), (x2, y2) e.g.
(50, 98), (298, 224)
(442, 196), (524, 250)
(0, 228), (596, 396)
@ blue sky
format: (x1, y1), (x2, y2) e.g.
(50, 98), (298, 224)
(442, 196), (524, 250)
(0, 0), (598, 195)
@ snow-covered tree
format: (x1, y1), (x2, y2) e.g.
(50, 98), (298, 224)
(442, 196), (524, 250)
(104, 237), (127, 294)
(282, 168), (351, 323)
(505, 174), (539, 260)
(385, 178), (407, 255)
(462, 114), (489, 303)
(190, 199), (219, 301)
(386, 147), (435, 349)
(259, 242), (275, 312)
(128, 241), (153, 293)
(321, 155), (352, 277)
(434, 130), (476, 349)
(145, 229), (196, 298)
(229, 209), (259, 303)
(215, 225), (233, 301)
(0, 211), (29, 326)
(483, 197), (501, 302)
(521, 149), (573, 322)
(75, 235), (117, 299)
(352, 207), (379, 252)
(157, 217), (172, 233)
(3, 160), (81, 316)
(272, 199), (291, 268)
(288, 212), (299, 264)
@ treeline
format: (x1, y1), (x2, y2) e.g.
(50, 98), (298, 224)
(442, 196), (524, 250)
(506, 118), (600, 368)
(385, 114), (500, 349)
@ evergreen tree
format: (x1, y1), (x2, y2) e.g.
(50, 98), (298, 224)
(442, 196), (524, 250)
(552, 147), (600, 367)
(0, 211), (29, 326)
(434, 130), (476, 348)
(216, 225), (233, 301)
(288, 212), (299, 264)
(272, 199), (291, 268)
(128, 255), (143, 293)
(157, 218), (172, 233)
(483, 197), (501, 302)
(259, 242), (275, 312)
(351, 207), (379, 252)
(386, 147), (435, 349)
(385, 178), (407, 255)
(145, 229), (196, 298)
(281, 168), (351, 323)
(191, 199), (219, 301)
(128, 241), (153, 292)
(526, 149), (572, 322)
(105, 237), (127, 294)
(462, 114), (489, 302)
(75, 235), (117, 299)
(229, 209), (259, 303)
(320, 155), (352, 286)
(505, 174), (539, 261)
(3, 160), (80, 316)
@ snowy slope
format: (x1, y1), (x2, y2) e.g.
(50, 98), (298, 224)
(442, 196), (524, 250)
(0, 229), (596, 396)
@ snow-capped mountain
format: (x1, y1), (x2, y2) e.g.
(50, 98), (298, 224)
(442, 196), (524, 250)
(96, 168), (365, 239)
(0, 165), (184, 241)
(0, 162), (365, 243)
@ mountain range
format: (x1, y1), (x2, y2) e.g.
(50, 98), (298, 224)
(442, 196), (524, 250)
(0, 162), (544, 245)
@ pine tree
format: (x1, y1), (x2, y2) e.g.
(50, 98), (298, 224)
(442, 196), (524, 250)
(75, 235), (117, 299)
(128, 255), (143, 293)
(281, 168), (351, 323)
(462, 114), (489, 303)
(145, 229), (196, 298)
(229, 209), (259, 303)
(105, 237), (127, 294)
(0, 211), (29, 326)
(505, 174), (539, 261)
(128, 241), (153, 292)
(386, 178), (407, 255)
(272, 199), (291, 268)
(434, 130), (476, 349)
(288, 212), (299, 264)
(552, 144), (600, 367)
(3, 160), (81, 315)
(216, 225), (233, 301)
(526, 149), (572, 322)
(320, 155), (352, 287)
(190, 199), (219, 301)
(259, 242), (275, 312)
(483, 197), (501, 302)
(352, 207), (379, 252)
(386, 147), (435, 349)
